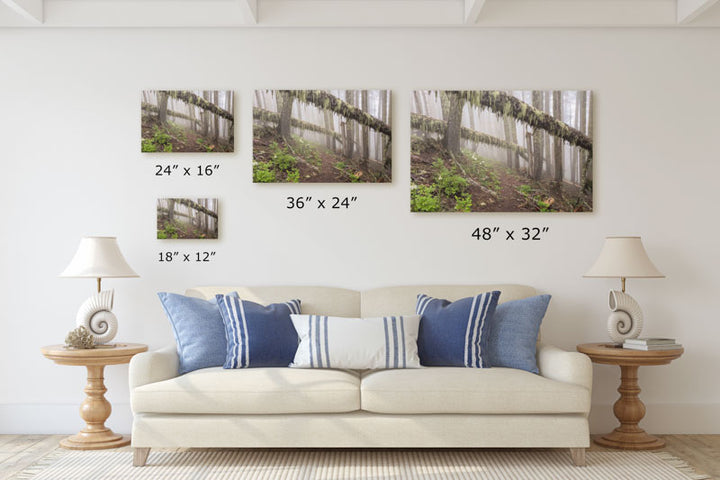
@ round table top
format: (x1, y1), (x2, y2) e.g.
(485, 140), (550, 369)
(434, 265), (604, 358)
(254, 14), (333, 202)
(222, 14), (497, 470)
(576, 342), (683, 366)
(41, 343), (148, 366)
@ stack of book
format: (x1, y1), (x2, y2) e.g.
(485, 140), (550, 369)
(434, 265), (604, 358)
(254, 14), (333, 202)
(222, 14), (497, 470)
(623, 338), (682, 350)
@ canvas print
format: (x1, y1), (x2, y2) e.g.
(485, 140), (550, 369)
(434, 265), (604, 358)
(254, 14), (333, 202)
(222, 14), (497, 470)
(253, 90), (392, 183)
(157, 198), (218, 239)
(410, 90), (593, 212)
(142, 90), (234, 153)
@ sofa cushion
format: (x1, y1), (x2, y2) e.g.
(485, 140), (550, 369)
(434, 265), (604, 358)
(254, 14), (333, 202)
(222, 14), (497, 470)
(416, 292), (500, 368)
(360, 367), (590, 414)
(290, 314), (421, 369)
(157, 292), (228, 375)
(216, 295), (301, 368)
(486, 295), (551, 374)
(132, 367), (360, 414)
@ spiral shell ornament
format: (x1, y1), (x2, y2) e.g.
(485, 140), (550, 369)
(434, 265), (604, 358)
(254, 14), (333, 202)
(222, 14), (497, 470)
(76, 290), (117, 344)
(606, 290), (644, 344)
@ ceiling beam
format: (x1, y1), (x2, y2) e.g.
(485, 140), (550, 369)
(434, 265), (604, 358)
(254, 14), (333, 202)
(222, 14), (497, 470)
(464, 0), (487, 24)
(237, 0), (257, 24)
(677, 0), (720, 23)
(1, 0), (43, 24)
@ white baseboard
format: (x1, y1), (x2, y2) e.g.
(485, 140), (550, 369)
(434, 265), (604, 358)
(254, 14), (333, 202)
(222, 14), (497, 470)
(589, 403), (720, 434)
(2, 403), (719, 435)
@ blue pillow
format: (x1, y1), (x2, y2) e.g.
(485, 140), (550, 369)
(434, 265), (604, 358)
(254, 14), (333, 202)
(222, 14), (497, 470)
(416, 291), (500, 367)
(486, 295), (551, 374)
(216, 295), (301, 368)
(157, 292), (229, 375)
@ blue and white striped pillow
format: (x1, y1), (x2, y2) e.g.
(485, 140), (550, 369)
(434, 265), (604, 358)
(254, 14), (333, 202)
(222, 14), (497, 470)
(416, 291), (500, 368)
(216, 295), (301, 368)
(289, 314), (421, 369)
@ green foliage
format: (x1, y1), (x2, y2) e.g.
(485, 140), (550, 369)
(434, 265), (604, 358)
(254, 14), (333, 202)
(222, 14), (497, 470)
(454, 193), (472, 212)
(463, 150), (501, 193)
(516, 184), (553, 212)
(518, 184), (532, 196)
(433, 158), (468, 198)
(292, 135), (322, 167)
(252, 142), (300, 183)
(334, 161), (362, 183)
(270, 142), (297, 172)
(411, 184), (442, 212)
(157, 222), (179, 239)
(195, 138), (215, 152)
(141, 139), (157, 152)
(253, 162), (276, 183)
(143, 125), (175, 152)
(286, 169), (300, 183)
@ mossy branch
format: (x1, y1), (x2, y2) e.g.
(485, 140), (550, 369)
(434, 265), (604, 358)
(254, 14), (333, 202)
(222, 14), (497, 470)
(284, 90), (391, 138)
(253, 107), (343, 141)
(164, 91), (234, 122)
(173, 199), (218, 219)
(142, 103), (200, 125)
(449, 90), (592, 154)
(411, 113), (529, 159)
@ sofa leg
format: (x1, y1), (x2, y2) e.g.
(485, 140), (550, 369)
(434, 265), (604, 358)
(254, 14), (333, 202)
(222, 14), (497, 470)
(133, 447), (150, 467)
(569, 448), (586, 466)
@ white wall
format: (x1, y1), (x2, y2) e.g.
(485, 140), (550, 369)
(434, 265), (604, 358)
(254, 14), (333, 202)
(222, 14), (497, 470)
(1, 27), (718, 435)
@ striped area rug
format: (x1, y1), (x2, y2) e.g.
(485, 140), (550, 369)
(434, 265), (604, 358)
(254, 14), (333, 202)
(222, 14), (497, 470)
(12, 449), (710, 480)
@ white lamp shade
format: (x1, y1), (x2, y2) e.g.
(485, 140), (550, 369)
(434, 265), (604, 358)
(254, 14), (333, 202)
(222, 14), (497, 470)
(584, 236), (664, 278)
(60, 236), (139, 278)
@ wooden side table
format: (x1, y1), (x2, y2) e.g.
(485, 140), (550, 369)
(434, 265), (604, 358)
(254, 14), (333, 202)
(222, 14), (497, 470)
(577, 342), (683, 450)
(41, 343), (148, 450)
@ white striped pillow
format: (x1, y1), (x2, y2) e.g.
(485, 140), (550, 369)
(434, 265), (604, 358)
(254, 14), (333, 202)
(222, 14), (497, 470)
(290, 314), (421, 369)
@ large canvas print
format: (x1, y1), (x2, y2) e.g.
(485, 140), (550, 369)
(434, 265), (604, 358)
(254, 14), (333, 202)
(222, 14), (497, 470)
(253, 90), (392, 183)
(142, 90), (234, 153)
(157, 198), (218, 239)
(410, 90), (593, 212)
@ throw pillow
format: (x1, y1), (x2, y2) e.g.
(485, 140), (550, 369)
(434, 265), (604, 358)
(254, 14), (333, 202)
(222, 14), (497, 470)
(290, 314), (421, 369)
(157, 292), (229, 375)
(486, 294), (551, 374)
(416, 291), (500, 367)
(216, 295), (301, 368)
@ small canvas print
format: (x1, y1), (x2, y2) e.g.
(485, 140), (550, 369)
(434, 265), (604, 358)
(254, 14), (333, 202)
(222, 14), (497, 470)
(157, 198), (218, 239)
(142, 90), (234, 153)
(253, 90), (392, 183)
(410, 90), (593, 213)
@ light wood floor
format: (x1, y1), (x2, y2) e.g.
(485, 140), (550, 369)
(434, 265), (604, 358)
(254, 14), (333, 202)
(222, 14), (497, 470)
(1, 434), (718, 479)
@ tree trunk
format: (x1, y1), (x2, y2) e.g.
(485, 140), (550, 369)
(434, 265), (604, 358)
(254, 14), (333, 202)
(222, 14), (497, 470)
(213, 91), (219, 142)
(324, 109), (335, 150)
(167, 199), (175, 223)
(278, 91), (293, 140)
(552, 90), (563, 182)
(344, 92), (355, 159)
(201, 91), (210, 137)
(530, 91), (545, 180)
(502, 114), (518, 168)
(157, 91), (169, 126)
(361, 90), (369, 167)
(443, 91), (463, 155)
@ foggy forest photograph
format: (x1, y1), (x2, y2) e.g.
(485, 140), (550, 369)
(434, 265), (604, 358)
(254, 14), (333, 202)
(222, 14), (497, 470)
(253, 90), (392, 183)
(157, 198), (218, 239)
(411, 90), (593, 213)
(142, 90), (234, 153)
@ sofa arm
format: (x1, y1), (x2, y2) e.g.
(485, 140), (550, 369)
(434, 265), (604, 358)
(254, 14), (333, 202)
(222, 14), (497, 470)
(536, 343), (593, 392)
(129, 345), (179, 390)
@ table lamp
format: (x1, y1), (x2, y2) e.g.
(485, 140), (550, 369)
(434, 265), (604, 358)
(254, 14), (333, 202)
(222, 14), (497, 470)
(583, 236), (664, 344)
(60, 236), (139, 345)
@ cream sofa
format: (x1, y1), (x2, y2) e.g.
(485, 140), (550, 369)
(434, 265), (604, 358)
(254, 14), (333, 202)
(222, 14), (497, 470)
(129, 285), (592, 467)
